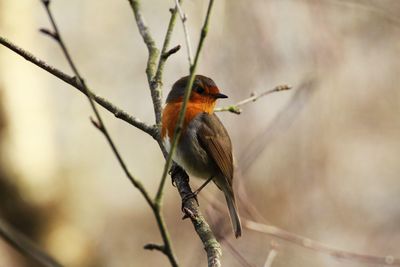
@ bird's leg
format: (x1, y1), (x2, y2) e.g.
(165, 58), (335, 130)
(182, 176), (213, 208)
(169, 164), (188, 186)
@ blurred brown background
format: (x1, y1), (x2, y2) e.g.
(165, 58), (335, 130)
(1, 0), (400, 266)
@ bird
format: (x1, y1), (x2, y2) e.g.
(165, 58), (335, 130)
(161, 75), (242, 238)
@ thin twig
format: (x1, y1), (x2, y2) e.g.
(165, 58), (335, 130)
(245, 220), (400, 266)
(175, 0), (193, 66)
(215, 84), (292, 114)
(223, 238), (255, 267)
(0, 36), (157, 138)
(162, 44), (181, 60)
(127, 0), (159, 84)
(0, 217), (63, 267)
(144, 243), (166, 254)
(263, 248), (278, 267)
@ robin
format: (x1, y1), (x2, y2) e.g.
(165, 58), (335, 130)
(161, 75), (242, 238)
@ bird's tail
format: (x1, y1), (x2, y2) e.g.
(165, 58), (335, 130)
(223, 188), (242, 238)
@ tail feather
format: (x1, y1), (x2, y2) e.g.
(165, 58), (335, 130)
(224, 189), (242, 238)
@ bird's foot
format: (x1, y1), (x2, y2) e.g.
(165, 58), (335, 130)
(181, 191), (199, 211)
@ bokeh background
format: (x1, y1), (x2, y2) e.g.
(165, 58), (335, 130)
(1, 0), (400, 266)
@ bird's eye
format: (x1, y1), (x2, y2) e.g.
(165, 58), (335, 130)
(194, 85), (205, 94)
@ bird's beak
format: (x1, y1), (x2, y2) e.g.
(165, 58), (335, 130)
(212, 93), (228, 99)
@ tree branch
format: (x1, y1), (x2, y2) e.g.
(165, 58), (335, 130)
(127, 0), (159, 84)
(263, 249), (278, 267)
(151, 0), (183, 126)
(245, 220), (400, 266)
(215, 84), (292, 114)
(175, 0), (193, 66)
(40, 2), (181, 266)
(0, 36), (158, 139)
(172, 166), (222, 267)
(128, 0), (163, 125)
(0, 217), (63, 267)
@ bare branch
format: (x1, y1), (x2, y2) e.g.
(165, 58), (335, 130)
(175, 0), (193, 66)
(263, 241), (279, 267)
(0, 36), (157, 138)
(245, 220), (400, 266)
(128, 0), (166, 126)
(215, 84), (292, 114)
(0, 217), (63, 267)
(127, 0), (159, 83)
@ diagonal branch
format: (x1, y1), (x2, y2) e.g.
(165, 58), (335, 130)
(0, 217), (63, 267)
(245, 220), (400, 266)
(0, 36), (158, 139)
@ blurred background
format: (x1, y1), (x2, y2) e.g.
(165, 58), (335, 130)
(1, 0), (400, 266)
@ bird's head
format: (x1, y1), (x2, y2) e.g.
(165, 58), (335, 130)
(166, 75), (227, 113)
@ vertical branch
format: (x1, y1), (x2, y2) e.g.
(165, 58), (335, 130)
(127, 0), (159, 83)
(128, 0), (161, 124)
(174, 0), (193, 66)
(151, 0), (183, 126)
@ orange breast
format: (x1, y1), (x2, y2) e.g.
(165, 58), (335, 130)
(161, 101), (215, 141)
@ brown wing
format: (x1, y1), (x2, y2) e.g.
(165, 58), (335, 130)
(197, 113), (233, 185)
